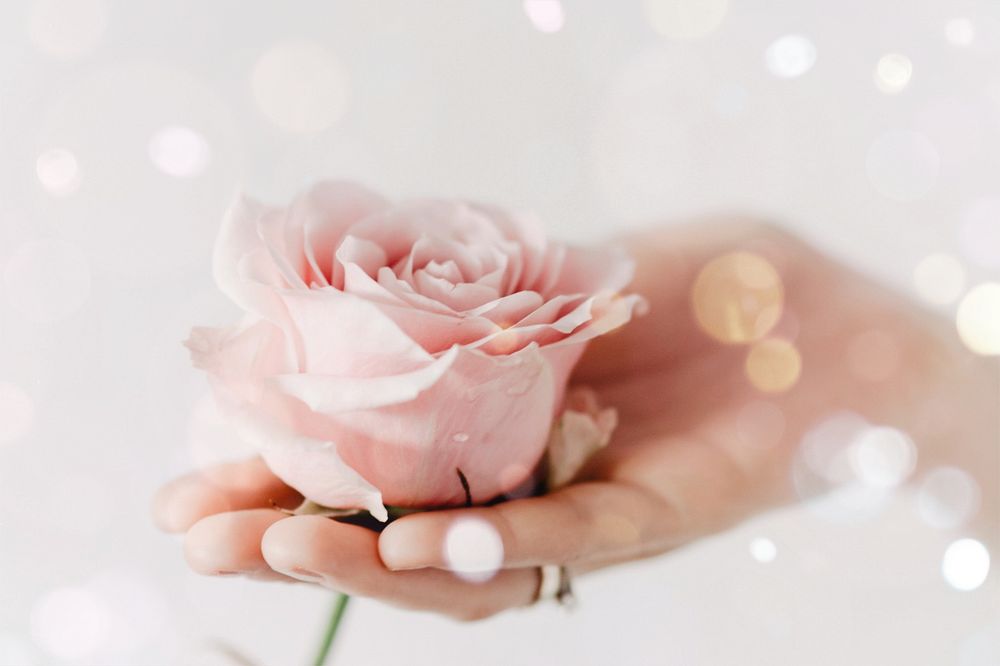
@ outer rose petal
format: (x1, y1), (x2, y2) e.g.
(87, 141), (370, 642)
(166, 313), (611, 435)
(271, 345), (462, 413)
(311, 344), (559, 507)
(213, 196), (291, 323)
(217, 393), (387, 521)
(185, 318), (296, 400)
(546, 387), (618, 488)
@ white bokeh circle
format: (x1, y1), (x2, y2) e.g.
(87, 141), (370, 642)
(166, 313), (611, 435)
(35, 148), (80, 196)
(764, 35), (817, 79)
(523, 0), (565, 33)
(30, 587), (112, 660)
(848, 426), (917, 488)
(35, 62), (243, 278)
(749, 537), (777, 563)
(443, 518), (505, 583)
(148, 126), (211, 178)
(945, 18), (975, 46)
(942, 539), (991, 591)
(917, 467), (980, 529)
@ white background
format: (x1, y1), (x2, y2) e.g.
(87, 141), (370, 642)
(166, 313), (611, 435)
(0, 1), (997, 665)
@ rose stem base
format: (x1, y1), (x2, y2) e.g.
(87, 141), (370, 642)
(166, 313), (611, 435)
(312, 592), (350, 666)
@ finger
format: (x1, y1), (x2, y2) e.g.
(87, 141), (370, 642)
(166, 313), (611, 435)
(262, 515), (540, 621)
(378, 480), (668, 572)
(184, 509), (296, 582)
(152, 458), (301, 533)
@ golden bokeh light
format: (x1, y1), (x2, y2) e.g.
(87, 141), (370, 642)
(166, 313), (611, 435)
(956, 282), (1000, 356)
(745, 338), (801, 393)
(692, 251), (784, 344)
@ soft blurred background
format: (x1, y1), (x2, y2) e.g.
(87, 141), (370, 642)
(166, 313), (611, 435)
(0, 1), (998, 664)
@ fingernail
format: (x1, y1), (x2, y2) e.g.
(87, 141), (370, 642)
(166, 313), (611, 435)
(289, 567), (324, 582)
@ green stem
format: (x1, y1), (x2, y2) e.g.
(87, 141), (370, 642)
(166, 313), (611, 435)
(311, 593), (350, 666)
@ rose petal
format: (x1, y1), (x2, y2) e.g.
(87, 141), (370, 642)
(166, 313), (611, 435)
(413, 270), (499, 311)
(326, 343), (557, 507)
(294, 181), (388, 288)
(468, 204), (548, 292)
(257, 209), (309, 290)
(467, 290), (545, 326)
(376, 266), (456, 315)
(546, 387), (618, 488)
(221, 396), (387, 520)
(214, 195), (289, 322)
(271, 345), (461, 413)
(424, 259), (463, 283)
(279, 289), (433, 375)
(335, 235), (388, 278)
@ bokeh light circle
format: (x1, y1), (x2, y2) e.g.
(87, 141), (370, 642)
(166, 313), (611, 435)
(642, 0), (728, 41)
(30, 587), (112, 660)
(148, 126), (211, 178)
(941, 539), (990, 591)
(917, 467), (980, 529)
(848, 426), (917, 488)
(443, 518), (505, 583)
(251, 42), (349, 133)
(865, 129), (939, 202)
(749, 537), (777, 563)
(874, 53), (913, 94)
(945, 18), (975, 46)
(744, 338), (801, 393)
(764, 35), (817, 78)
(3, 239), (91, 323)
(35, 62), (243, 278)
(692, 251), (784, 344)
(956, 283), (1000, 356)
(913, 253), (966, 306)
(35, 148), (80, 196)
(523, 0), (565, 33)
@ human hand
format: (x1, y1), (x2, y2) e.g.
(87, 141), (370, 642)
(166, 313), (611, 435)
(153, 220), (997, 620)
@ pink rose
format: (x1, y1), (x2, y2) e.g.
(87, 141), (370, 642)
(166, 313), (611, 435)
(186, 181), (643, 521)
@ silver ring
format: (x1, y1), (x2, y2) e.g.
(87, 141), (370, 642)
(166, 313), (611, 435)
(535, 564), (576, 609)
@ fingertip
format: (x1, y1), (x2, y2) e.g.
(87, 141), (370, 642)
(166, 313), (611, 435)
(260, 515), (328, 574)
(152, 478), (229, 534)
(183, 512), (235, 575)
(183, 509), (285, 576)
(378, 516), (441, 571)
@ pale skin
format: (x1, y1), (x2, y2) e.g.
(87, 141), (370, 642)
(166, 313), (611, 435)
(152, 220), (998, 621)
